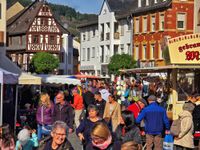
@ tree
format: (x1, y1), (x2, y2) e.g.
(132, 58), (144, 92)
(108, 54), (137, 75)
(30, 52), (59, 74)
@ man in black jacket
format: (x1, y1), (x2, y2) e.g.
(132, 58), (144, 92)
(83, 87), (95, 109)
(53, 91), (75, 134)
(93, 91), (106, 118)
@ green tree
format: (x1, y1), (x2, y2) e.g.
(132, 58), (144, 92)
(108, 54), (137, 75)
(30, 52), (59, 74)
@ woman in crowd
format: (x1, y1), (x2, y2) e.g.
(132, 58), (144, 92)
(115, 110), (142, 144)
(103, 94), (121, 131)
(86, 122), (120, 150)
(76, 104), (103, 149)
(36, 93), (54, 140)
(174, 102), (195, 150)
(0, 124), (15, 150)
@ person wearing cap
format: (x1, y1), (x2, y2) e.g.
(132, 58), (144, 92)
(174, 102), (195, 149)
(136, 95), (170, 150)
(71, 87), (84, 128)
(127, 98), (147, 119)
(93, 91), (106, 118)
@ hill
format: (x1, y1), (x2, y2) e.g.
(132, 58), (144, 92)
(7, 0), (98, 37)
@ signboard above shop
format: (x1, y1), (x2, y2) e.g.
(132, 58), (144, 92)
(168, 34), (200, 64)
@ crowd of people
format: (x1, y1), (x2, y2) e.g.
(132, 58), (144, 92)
(0, 79), (200, 150)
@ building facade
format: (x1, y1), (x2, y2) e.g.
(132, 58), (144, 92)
(0, 0), (21, 74)
(194, 0), (200, 33)
(6, 1), (72, 74)
(133, 0), (194, 67)
(79, 0), (134, 76)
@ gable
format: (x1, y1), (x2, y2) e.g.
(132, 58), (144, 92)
(99, 0), (111, 15)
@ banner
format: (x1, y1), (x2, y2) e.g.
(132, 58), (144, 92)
(168, 34), (200, 64)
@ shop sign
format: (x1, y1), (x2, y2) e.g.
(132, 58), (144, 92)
(168, 34), (200, 64)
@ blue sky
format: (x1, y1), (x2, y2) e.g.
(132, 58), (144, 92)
(48, 0), (104, 14)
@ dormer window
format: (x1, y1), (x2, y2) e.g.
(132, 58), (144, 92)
(146, 0), (149, 6)
(138, 0), (141, 7)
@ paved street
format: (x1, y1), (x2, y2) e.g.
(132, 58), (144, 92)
(68, 132), (82, 150)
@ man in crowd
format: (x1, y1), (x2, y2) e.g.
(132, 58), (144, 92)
(136, 95), (170, 150)
(127, 98), (147, 119)
(82, 87), (95, 109)
(93, 91), (106, 118)
(38, 121), (74, 150)
(71, 87), (84, 128)
(53, 91), (74, 135)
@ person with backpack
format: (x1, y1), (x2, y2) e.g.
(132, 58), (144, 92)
(174, 102), (195, 150)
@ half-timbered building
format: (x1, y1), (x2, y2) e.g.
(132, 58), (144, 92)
(7, 0), (70, 73)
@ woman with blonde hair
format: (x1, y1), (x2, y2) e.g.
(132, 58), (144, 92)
(86, 122), (120, 150)
(36, 93), (54, 140)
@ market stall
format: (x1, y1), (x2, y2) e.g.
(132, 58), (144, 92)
(0, 68), (18, 126)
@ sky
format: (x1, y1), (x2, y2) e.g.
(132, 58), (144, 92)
(47, 0), (104, 14)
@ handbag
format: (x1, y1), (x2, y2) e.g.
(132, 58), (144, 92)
(163, 134), (173, 150)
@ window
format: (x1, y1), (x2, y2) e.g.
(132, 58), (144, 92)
(146, 0), (149, 6)
(87, 48), (90, 61)
(151, 16), (156, 32)
(135, 18), (140, 33)
(160, 14), (165, 30)
(82, 33), (86, 41)
(82, 48), (85, 61)
(33, 35), (39, 44)
(121, 44), (124, 54)
(87, 31), (90, 41)
(134, 45), (139, 60)
(138, 0), (141, 7)
(127, 44), (131, 55)
(92, 47), (95, 58)
(143, 17), (147, 32)
(128, 21), (131, 30)
(41, 18), (47, 25)
(121, 24), (124, 36)
(150, 44), (155, 59)
(177, 13), (186, 30)
(60, 52), (64, 63)
(49, 35), (55, 44)
(92, 29), (96, 37)
(143, 45), (147, 60)
(158, 43), (163, 59)
(68, 52), (71, 64)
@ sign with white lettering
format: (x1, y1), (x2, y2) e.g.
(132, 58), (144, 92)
(168, 34), (200, 64)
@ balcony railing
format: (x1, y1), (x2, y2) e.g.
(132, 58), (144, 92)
(114, 32), (119, 39)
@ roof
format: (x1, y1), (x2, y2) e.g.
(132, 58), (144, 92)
(77, 17), (98, 29)
(7, 1), (69, 36)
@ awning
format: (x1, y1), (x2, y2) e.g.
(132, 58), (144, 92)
(0, 54), (21, 74)
(0, 67), (18, 84)
(75, 74), (100, 79)
(19, 73), (42, 85)
(120, 65), (200, 74)
(37, 75), (81, 85)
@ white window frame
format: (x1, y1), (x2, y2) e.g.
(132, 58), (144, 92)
(143, 17), (147, 33)
(134, 45), (139, 60)
(87, 48), (90, 61)
(82, 48), (86, 61)
(151, 15), (156, 32)
(177, 13), (186, 30)
(135, 18), (140, 34)
(143, 45), (147, 60)
(92, 47), (95, 58)
(150, 44), (155, 59)
(159, 14), (165, 31)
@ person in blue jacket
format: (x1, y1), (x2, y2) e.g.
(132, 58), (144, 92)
(136, 95), (170, 150)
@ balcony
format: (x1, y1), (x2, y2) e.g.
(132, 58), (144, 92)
(114, 32), (119, 39)
(106, 32), (110, 40)
(0, 31), (4, 46)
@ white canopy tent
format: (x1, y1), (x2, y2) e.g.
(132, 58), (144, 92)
(37, 75), (81, 85)
(0, 68), (18, 126)
(19, 73), (42, 85)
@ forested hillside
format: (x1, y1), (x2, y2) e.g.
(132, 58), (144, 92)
(7, 0), (98, 37)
